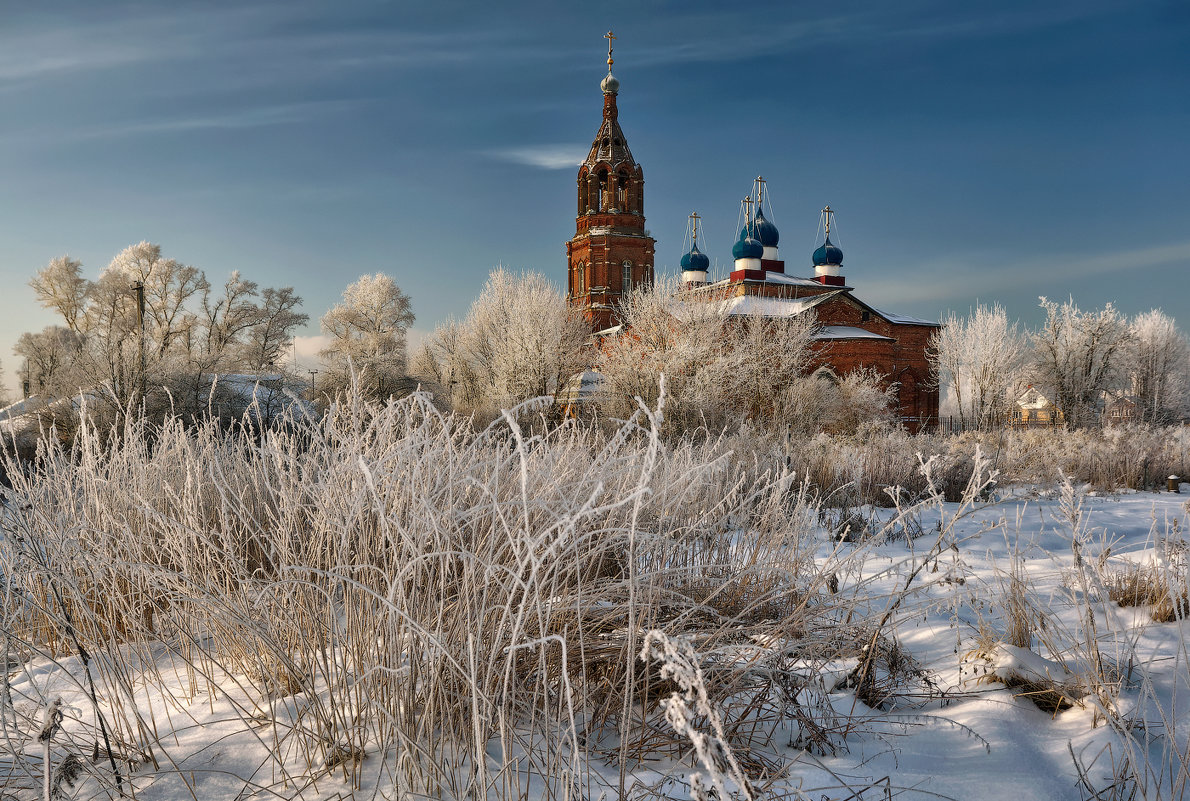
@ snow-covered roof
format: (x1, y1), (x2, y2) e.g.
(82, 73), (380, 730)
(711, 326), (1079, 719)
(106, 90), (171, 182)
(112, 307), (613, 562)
(759, 272), (830, 287)
(722, 290), (842, 319)
(0, 396), (51, 423)
(873, 308), (940, 326)
(1017, 386), (1054, 409)
(699, 273), (835, 291)
(814, 325), (894, 341)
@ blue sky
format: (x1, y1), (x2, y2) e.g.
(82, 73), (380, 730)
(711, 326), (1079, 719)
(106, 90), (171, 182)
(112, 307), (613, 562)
(1, 0), (1186, 394)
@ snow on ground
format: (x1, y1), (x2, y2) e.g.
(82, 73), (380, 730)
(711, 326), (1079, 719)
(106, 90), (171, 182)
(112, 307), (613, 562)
(3, 485), (1189, 799)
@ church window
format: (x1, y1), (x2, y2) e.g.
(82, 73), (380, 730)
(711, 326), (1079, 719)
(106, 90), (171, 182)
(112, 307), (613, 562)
(596, 169), (609, 212)
(861, 311), (871, 322)
(622, 261), (632, 293)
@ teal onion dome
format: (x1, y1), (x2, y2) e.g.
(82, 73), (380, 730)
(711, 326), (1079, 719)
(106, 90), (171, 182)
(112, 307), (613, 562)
(750, 208), (780, 248)
(601, 71), (620, 94)
(733, 233), (763, 261)
(812, 237), (843, 266)
(681, 243), (710, 271)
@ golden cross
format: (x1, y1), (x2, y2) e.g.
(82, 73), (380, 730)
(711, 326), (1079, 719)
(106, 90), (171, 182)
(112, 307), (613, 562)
(690, 211), (701, 241)
(604, 30), (615, 68)
(823, 205), (833, 235)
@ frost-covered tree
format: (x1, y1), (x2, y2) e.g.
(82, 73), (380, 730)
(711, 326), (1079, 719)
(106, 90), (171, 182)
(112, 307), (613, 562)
(595, 278), (832, 433)
(14, 326), (82, 396)
(596, 277), (731, 429)
(103, 242), (209, 358)
(1030, 297), (1133, 428)
(29, 256), (88, 336)
(20, 245), (308, 421)
(320, 273), (415, 400)
(1127, 309), (1189, 424)
(928, 303), (1025, 429)
(716, 312), (818, 422)
(200, 271), (259, 360)
(419, 268), (587, 414)
(243, 287), (308, 373)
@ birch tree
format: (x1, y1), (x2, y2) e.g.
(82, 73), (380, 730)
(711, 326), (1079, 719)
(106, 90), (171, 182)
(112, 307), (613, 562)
(29, 256), (89, 336)
(1030, 297), (1132, 428)
(928, 303), (1025, 429)
(418, 269), (588, 414)
(244, 287), (309, 373)
(1128, 309), (1190, 424)
(320, 273), (415, 400)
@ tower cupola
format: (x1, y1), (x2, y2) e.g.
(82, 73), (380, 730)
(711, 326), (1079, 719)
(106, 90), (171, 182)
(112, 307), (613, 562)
(681, 212), (710, 286)
(732, 198), (764, 272)
(750, 177), (780, 260)
(812, 205), (846, 286)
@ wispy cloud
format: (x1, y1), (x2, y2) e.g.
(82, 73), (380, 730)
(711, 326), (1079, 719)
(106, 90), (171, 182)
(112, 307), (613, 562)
(864, 239), (1190, 309)
(0, 45), (150, 83)
(488, 144), (587, 170)
(77, 100), (367, 140)
(0, 99), (368, 147)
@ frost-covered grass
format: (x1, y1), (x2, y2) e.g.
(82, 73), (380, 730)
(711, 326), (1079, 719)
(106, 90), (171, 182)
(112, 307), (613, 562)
(1, 392), (1189, 800)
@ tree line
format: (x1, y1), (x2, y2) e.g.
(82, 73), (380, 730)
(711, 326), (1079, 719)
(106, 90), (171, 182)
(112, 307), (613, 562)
(10, 243), (416, 425)
(929, 299), (1190, 429)
(13, 246), (1185, 436)
(412, 270), (893, 435)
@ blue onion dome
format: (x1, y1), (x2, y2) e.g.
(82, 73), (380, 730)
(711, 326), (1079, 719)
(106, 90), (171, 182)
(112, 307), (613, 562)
(813, 236), (844, 266)
(681, 242), (710, 271)
(601, 71), (620, 94)
(751, 208), (780, 248)
(733, 232), (764, 260)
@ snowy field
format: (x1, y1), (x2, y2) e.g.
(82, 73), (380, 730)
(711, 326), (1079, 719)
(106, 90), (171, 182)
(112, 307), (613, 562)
(2, 400), (1188, 800)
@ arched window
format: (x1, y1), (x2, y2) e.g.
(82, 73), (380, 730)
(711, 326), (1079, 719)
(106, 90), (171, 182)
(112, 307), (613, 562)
(622, 261), (633, 293)
(596, 169), (609, 212)
(617, 170), (630, 210)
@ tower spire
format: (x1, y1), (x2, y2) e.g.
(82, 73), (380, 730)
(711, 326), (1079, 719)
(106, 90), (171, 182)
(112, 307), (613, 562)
(568, 32), (654, 330)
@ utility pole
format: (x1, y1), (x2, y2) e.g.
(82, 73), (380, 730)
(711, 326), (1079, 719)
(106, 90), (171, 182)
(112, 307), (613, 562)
(308, 369), (318, 400)
(131, 281), (146, 407)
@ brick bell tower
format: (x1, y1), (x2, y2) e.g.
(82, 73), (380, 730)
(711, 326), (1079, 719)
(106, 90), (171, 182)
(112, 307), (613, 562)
(566, 31), (655, 331)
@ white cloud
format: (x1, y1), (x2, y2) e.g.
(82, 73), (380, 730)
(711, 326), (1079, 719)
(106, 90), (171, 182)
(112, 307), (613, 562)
(488, 144), (586, 170)
(292, 334), (331, 371)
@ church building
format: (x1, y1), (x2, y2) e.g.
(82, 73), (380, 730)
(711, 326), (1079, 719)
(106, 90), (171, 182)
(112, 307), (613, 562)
(566, 36), (940, 430)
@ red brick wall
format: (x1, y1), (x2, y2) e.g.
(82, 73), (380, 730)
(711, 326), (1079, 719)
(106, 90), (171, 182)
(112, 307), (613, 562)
(807, 295), (939, 430)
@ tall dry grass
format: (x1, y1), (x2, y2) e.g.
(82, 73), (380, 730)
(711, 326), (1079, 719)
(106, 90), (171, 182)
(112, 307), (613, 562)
(1, 387), (943, 799)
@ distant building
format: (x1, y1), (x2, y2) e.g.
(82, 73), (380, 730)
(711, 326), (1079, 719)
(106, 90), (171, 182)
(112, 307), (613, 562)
(563, 36), (940, 430)
(1103, 392), (1138, 425)
(1012, 385), (1064, 427)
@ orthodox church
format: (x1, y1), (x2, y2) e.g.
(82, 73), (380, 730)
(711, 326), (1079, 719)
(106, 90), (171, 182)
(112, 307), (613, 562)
(565, 36), (940, 430)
